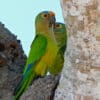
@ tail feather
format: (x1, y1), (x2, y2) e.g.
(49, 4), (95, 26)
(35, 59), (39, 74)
(14, 68), (31, 96)
(13, 63), (36, 100)
(14, 77), (29, 100)
(13, 76), (24, 95)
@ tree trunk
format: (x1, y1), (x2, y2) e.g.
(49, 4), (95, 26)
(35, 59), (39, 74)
(54, 0), (100, 100)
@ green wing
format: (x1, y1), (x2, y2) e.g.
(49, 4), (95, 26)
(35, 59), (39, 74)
(60, 44), (66, 55)
(23, 34), (47, 74)
(49, 50), (64, 75)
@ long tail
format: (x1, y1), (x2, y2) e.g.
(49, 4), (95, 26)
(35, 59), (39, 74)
(13, 64), (36, 100)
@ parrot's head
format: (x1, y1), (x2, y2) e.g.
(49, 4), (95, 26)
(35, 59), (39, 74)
(54, 22), (67, 50)
(35, 11), (56, 34)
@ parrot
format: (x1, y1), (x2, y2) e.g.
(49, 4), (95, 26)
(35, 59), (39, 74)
(13, 11), (58, 100)
(48, 22), (67, 75)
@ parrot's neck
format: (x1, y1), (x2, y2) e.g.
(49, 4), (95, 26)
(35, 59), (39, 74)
(36, 23), (49, 34)
(46, 27), (57, 45)
(36, 26), (57, 44)
(48, 26), (57, 44)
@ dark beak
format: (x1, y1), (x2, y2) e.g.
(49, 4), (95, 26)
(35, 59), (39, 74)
(49, 11), (56, 27)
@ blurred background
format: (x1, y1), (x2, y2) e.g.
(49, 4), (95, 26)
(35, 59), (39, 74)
(0, 0), (64, 55)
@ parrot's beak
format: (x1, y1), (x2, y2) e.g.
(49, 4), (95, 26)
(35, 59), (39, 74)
(49, 11), (56, 27)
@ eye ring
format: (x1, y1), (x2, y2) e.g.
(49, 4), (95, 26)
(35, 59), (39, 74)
(42, 13), (48, 18)
(44, 14), (48, 17)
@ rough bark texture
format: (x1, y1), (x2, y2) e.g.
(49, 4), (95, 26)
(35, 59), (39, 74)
(0, 22), (26, 100)
(20, 75), (60, 100)
(54, 0), (100, 100)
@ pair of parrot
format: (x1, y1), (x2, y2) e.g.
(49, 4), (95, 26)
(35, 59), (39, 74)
(14, 11), (67, 100)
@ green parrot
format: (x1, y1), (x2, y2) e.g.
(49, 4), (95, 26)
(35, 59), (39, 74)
(48, 22), (67, 75)
(13, 11), (58, 100)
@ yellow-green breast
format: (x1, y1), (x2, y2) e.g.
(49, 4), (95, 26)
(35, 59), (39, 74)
(35, 37), (58, 76)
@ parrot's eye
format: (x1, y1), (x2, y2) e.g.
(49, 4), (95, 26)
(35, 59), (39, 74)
(44, 14), (48, 17)
(56, 24), (62, 28)
(42, 13), (49, 18)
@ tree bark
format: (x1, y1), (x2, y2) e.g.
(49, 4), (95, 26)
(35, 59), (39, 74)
(54, 0), (100, 100)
